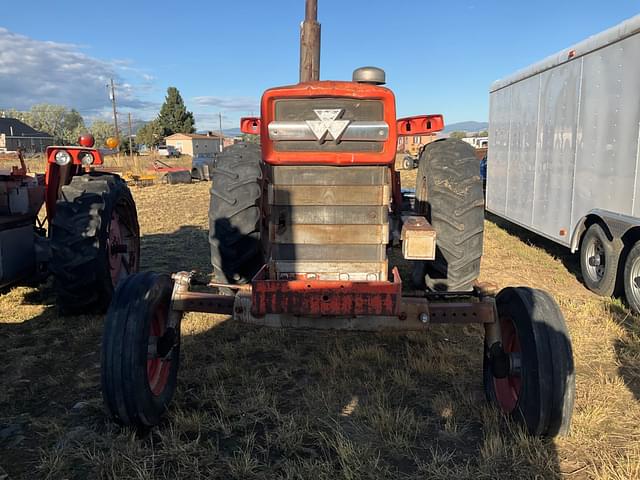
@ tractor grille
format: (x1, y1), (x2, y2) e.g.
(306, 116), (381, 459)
(266, 165), (390, 281)
(272, 98), (385, 152)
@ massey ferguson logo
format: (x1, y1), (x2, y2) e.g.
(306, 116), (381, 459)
(306, 109), (350, 143)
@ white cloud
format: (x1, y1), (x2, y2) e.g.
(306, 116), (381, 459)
(0, 28), (156, 117)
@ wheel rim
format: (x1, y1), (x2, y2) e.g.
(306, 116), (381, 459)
(628, 254), (640, 308)
(147, 305), (172, 396)
(584, 237), (605, 283)
(108, 205), (139, 287)
(493, 316), (522, 413)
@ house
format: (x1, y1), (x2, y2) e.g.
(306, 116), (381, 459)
(397, 134), (438, 156)
(0, 117), (54, 153)
(164, 132), (222, 156)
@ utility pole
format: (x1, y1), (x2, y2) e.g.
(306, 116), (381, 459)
(300, 0), (320, 82)
(108, 78), (120, 139)
(128, 112), (134, 160)
(219, 112), (224, 152)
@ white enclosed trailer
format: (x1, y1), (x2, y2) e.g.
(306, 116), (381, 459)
(487, 14), (640, 311)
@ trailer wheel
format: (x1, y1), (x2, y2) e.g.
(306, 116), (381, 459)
(580, 224), (622, 297)
(412, 139), (484, 291)
(50, 173), (140, 314)
(209, 142), (263, 284)
(483, 287), (575, 437)
(623, 241), (640, 313)
(101, 272), (180, 427)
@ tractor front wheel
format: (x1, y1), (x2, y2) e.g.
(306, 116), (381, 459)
(101, 272), (180, 427)
(50, 173), (140, 314)
(483, 287), (575, 437)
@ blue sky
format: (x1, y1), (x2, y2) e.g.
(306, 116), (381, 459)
(1, 1), (638, 130)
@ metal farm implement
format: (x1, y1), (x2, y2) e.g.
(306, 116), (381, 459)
(101, 0), (575, 437)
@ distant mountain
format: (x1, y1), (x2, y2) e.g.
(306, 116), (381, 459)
(223, 128), (242, 136)
(443, 121), (488, 133)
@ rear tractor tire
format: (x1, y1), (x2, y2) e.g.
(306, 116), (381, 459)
(579, 223), (622, 297)
(483, 287), (575, 437)
(50, 173), (140, 314)
(412, 139), (484, 291)
(101, 272), (180, 427)
(208, 142), (264, 284)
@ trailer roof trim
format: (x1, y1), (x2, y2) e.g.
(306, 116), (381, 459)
(490, 14), (640, 92)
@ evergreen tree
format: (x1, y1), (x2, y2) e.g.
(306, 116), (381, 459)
(136, 119), (163, 147)
(157, 87), (195, 136)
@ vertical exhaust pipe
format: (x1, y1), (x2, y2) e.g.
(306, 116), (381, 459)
(299, 0), (321, 82)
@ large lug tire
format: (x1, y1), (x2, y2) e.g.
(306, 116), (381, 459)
(579, 223), (623, 297)
(208, 143), (263, 284)
(50, 173), (140, 314)
(101, 272), (180, 427)
(412, 139), (484, 291)
(623, 241), (640, 313)
(483, 287), (575, 437)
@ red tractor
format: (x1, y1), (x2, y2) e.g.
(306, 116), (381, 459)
(0, 135), (139, 313)
(101, 1), (575, 437)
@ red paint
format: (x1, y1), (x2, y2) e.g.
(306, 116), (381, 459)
(492, 316), (522, 413)
(147, 307), (171, 396)
(240, 117), (261, 134)
(259, 81), (398, 165)
(396, 115), (444, 136)
(45, 146), (104, 166)
(44, 146), (104, 219)
(251, 266), (402, 317)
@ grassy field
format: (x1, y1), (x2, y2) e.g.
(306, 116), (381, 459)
(0, 173), (639, 479)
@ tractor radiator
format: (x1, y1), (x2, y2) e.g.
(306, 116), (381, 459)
(266, 165), (390, 281)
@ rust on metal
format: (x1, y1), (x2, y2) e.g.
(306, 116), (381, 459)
(400, 215), (436, 260)
(171, 291), (235, 314)
(251, 265), (402, 317)
(300, 0), (320, 82)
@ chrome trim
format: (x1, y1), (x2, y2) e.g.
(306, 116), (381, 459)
(269, 121), (389, 142)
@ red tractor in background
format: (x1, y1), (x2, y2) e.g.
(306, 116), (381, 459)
(0, 135), (139, 313)
(101, 0), (575, 437)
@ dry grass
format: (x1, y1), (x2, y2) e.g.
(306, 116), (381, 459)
(0, 172), (639, 479)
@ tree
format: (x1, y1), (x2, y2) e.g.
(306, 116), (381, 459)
(478, 130), (488, 137)
(62, 109), (86, 144)
(89, 120), (116, 149)
(449, 131), (467, 140)
(241, 134), (260, 144)
(157, 87), (195, 136)
(3, 104), (87, 144)
(136, 120), (163, 148)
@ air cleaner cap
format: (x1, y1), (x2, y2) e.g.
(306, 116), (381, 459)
(352, 66), (386, 85)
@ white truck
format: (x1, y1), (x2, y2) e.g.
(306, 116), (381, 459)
(487, 14), (640, 311)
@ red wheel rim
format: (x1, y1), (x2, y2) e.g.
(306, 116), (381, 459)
(493, 316), (522, 413)
(108, 209), (138, 287)
(108, 211), (125, 286)
(147, 306), (171, 396)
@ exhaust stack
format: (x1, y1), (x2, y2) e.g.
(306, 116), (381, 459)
(299, 0), (321, 82)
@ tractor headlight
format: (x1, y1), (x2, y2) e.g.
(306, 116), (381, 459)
(79, 151), (95, 166)
(54, 150), (72, 166)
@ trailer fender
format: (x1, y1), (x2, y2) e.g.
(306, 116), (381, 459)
(571, 209), (640, 252)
